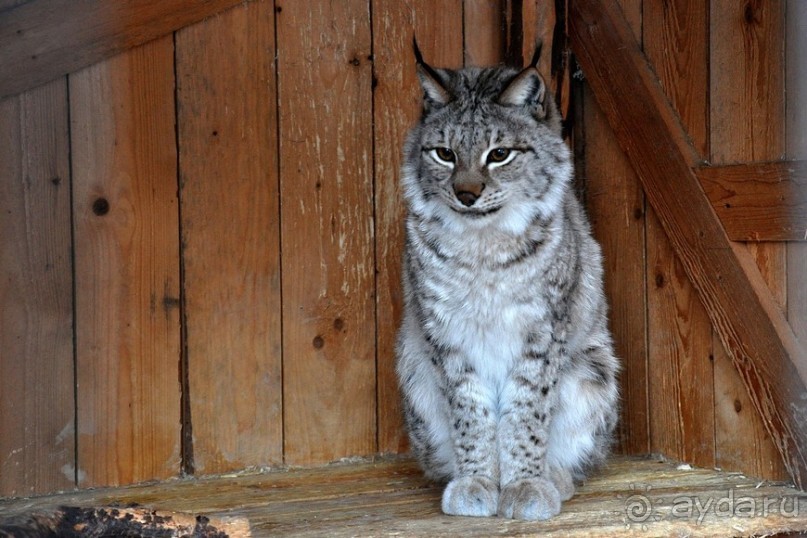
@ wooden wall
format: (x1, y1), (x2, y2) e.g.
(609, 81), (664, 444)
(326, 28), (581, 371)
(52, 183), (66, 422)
(0, 0), (803, 497)
(581, 0), (806, 482)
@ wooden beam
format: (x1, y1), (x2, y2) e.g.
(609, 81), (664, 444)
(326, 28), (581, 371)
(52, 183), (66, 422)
(697, 160), (807, 242)
(0, 0), (249, 100)
(568, 0), (807, 488)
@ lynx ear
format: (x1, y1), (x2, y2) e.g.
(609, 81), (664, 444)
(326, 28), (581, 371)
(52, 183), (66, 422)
(497, 41), (547, 117)
(413, 37), (451, 107)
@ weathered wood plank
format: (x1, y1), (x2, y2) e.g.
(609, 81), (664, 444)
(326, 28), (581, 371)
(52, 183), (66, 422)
(709, 0), (787, 299)
(0, 79), (74, 497)
(709, 0), (788, 302)
(646, 206), (714, 466)
(2, 457), (806, 537)
(568, 0), (807, 488)
(580, 0), (648, 456)
(0, 0), (250, 100)
(276, 0), (376, 464)
(500, 0), (552, 72)
(463, 0), (505, 66)
(175, 0), (282, 475)
(69, 36), (181, 487)
(372, 1), (464, 454)
(643, 0), (714, 470)
(710, 0), (789, 482)
(696, 160), (807, 242)
(581, 94), (650, 456)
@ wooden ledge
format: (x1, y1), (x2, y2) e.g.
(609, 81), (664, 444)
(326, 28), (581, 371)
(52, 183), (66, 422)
(1, 455), (806, 537)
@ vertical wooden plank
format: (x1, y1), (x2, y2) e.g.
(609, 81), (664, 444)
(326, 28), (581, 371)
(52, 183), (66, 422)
(786, 1), (807, 351)
(710, 0), (788, 480)
(583, 89), (649, 456)
(581, 0), (649, 455)
(176, 0), (282, 475)
(519, 0), (554, 78)
(70, 36), (181, 487)
(373, 2), (464, 454)
(644, 0), (715, 468)
(277, 0), (376, 465)
(0, 79), (74, 496)
(645, 209), (714, 465)
(464, 0), (505, 66)
(518, 1), (563, 118)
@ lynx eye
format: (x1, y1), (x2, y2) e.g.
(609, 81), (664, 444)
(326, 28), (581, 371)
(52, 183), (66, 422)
(430, 147), (456, 166)
(485, 148), (517, 168)
(488, 148), (510, 162)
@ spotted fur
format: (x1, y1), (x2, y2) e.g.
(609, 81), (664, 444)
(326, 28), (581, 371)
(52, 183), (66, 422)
(395, 45), (620, 521)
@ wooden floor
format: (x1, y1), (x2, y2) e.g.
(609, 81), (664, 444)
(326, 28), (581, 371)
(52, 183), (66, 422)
(1, 455), (806, 537)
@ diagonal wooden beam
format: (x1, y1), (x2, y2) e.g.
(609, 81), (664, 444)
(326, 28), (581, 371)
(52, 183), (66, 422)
(568, 0), (807, 488)
(0, 0), (252, 100)
(697, 160), (807, 242)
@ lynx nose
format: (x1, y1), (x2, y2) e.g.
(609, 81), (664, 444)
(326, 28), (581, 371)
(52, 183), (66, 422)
(453, 182), (485, 207)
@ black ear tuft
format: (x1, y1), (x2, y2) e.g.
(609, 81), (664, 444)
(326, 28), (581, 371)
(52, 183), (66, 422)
(413, 36), (425, 66)
(528, 40), (543, 69)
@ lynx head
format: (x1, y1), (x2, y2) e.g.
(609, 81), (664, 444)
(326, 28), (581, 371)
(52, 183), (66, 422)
(402, 40), (572, 236)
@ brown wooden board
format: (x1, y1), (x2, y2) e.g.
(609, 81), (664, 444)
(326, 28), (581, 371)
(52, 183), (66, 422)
(643, 0), (714, 470)
(697, 161), (807, 242)
(568, 0), (807, 488)
(709, 0), (789, 482)
(0, 79), (75, 497)
(372, 1), (465, 454)
(463, 0), (505, 66)
(0, 0), (250, 99)
(709, 0), (787, 302)
(69, 36), (181, 487)
(276, 0), (377, 464)
(581, 88), (650, 456)
(579, 0), (648, 456)
(645, 205), (714, 467)
(175, 0), (282, 475)
(2, 456), (807, 537)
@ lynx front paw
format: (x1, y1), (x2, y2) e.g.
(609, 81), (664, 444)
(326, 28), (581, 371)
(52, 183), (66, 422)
(441, 476), (499, 517)
(498, 478), (561, 520)
(548, 466), (575, 501)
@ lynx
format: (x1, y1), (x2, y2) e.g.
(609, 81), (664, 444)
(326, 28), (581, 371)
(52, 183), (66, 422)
(395, 42), (620, 520)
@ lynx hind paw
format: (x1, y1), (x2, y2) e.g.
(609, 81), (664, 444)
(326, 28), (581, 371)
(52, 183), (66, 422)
(549, 466), (575, 501)
(498, 478), (562, 520)
(441, 476), (499, 517)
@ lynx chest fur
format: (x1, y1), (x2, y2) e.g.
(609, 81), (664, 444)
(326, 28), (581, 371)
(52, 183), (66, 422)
(396, 41), (620, 521)
(407, 220), (560, 399)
